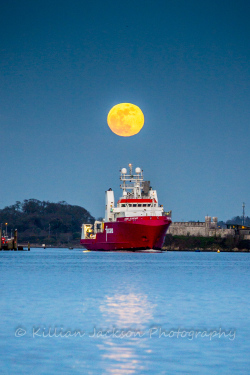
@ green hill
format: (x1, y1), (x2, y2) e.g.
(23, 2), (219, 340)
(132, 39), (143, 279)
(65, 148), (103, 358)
(0, 199), (94, 246)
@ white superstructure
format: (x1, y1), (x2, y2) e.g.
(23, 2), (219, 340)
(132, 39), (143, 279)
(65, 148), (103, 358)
(105, 164), (167, 222)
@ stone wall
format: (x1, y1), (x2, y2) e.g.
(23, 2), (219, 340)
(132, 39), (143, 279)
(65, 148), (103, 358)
(168, 216), (235, 238)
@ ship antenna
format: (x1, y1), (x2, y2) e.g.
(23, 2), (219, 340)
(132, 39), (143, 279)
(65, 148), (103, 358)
(128, 163), (133, 175)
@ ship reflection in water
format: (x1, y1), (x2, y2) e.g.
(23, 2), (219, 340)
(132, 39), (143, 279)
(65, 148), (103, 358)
(98, 293), (155, 374)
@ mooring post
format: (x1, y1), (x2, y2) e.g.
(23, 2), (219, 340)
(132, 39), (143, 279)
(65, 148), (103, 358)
(14, 229), (18, 251)
(8, 240), (13, 250)
(28, 242), (30, 251)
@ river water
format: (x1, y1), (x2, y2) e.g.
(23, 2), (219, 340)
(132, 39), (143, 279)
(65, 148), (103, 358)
(0, 249), (249, 374)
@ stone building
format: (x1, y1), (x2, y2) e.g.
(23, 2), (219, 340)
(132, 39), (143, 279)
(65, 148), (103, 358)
(226, 224), (250, 240)
(168, 216), (235, 238)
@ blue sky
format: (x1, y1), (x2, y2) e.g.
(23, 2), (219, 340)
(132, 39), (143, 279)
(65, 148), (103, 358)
(0, 0), (249, 221)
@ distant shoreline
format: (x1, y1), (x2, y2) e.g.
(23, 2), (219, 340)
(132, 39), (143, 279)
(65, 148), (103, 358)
(162, 247), (250, 252)
(3, 245), (249, 252)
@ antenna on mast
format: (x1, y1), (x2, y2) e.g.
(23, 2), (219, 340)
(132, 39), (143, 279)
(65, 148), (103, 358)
(128, 163), (133, 175)
(242, 202), (245, 226)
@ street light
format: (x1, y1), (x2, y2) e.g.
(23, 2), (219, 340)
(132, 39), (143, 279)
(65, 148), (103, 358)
(5, 223), (8, 238)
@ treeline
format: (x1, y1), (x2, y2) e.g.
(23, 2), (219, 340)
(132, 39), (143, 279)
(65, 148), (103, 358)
(226, 216), (250, 226)
(164, 234), (250, 251)
(0, 199), (94, 246)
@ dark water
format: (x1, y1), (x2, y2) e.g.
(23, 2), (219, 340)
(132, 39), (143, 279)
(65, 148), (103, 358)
(0, 249), (249, 374)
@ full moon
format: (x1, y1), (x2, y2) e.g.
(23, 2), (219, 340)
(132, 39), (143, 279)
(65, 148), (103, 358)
(107, 103), (144, 137)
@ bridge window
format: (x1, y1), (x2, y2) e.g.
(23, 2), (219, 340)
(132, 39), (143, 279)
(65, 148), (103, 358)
(121, 204), (125, 207)
(133, 204), (137, 207)
(138, 204), (142, 207)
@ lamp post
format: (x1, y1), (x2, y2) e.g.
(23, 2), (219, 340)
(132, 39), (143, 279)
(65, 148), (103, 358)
(5, 223), (8, 238)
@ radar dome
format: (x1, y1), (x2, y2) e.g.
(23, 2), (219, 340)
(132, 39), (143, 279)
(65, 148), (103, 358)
(121, 168), (127, 174)
(135, 167), (141, 174)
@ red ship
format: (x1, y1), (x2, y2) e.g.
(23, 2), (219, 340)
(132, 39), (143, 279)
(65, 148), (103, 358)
(80, 164), (172, 251)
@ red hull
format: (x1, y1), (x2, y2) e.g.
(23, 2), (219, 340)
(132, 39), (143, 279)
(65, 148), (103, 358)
(80, 216), (171, 251)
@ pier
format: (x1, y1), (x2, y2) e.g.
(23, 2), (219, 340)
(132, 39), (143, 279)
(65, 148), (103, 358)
(0, 229), (26, 251)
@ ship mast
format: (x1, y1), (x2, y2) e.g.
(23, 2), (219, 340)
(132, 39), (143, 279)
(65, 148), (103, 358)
(120, 164), (144, 199)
